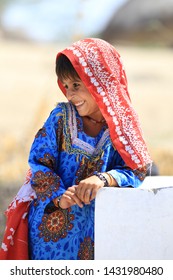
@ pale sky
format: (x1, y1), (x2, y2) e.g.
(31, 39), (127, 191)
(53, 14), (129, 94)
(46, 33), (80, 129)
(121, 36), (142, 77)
(2, 0), (127, 42)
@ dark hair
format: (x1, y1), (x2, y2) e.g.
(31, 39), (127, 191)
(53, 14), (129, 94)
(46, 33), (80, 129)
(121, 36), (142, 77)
(56, 54), (80, 81)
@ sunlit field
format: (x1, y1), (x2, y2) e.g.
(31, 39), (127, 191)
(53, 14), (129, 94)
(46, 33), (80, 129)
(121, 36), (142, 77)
(0, 39), (173, 243)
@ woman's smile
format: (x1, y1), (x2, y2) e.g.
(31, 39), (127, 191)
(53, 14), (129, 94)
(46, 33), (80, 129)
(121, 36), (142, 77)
(73, 100), (85, 109)
(61, 77), (103, 120)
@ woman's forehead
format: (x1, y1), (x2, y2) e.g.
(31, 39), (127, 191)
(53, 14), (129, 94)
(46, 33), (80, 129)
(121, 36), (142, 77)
(60, 76), (81, 83)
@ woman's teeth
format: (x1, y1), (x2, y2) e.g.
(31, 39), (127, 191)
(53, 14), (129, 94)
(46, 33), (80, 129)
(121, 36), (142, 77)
(75, 101), (85, 107)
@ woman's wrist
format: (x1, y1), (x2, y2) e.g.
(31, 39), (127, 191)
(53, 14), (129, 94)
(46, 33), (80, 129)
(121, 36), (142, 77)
(94, 171), (109, 187)
(102, 172), (118, 187)
(94, 171), (118, 187)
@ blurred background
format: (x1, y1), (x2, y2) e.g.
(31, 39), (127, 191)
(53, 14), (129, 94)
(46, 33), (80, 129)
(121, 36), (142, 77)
(0, 0), (173, 243)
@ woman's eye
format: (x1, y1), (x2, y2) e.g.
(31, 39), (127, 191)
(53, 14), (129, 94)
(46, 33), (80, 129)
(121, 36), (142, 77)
(73, 83), (80, 88)
(64, 85), (68, 89)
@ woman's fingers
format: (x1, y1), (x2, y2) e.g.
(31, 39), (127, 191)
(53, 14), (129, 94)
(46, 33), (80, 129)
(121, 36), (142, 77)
(69, 193), (83, 208)
(76, 185), (97, 204)
(83, 189), (91, 204)
(59, 178), (103, 209)
(90, 188), (97, 201)
(58, 186), (83, 209)
(75, 175), (104, 204)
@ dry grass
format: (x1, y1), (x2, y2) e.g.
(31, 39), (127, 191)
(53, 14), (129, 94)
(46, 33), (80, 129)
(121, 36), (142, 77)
(0, 39), (173, 243)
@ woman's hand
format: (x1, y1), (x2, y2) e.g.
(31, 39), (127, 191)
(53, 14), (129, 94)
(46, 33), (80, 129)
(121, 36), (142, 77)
(56, 186), (83, 209)
(75, 175), (104, 204)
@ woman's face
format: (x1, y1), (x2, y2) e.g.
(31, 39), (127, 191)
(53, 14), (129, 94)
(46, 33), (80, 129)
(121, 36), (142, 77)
(61, 77), (103, 119)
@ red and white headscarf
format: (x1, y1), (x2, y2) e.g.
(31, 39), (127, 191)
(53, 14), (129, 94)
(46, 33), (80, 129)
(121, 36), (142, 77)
(56, 38), (152, 170)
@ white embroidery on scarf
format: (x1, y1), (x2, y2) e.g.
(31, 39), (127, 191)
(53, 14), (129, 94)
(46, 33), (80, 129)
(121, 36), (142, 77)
(1, 242), (8, 252)
(5, 170), (36, 213)
(7, 228), (15, 246)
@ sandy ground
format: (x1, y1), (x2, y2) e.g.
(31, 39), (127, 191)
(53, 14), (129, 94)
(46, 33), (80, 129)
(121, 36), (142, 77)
(0, 38), (173, 243)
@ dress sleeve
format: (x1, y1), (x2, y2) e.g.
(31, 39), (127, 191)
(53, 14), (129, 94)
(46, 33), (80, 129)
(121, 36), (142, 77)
(28, 104), (66, 205)
(107, 151), (147, 188)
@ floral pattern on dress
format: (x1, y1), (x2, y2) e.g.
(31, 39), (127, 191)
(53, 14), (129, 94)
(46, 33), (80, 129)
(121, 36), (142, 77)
(75, 156), (104, 184)
(31, 171), (60, 201)
(78, 237), (94, 260)
(38, 153), (56, 170)
(39, 207), (74, 242)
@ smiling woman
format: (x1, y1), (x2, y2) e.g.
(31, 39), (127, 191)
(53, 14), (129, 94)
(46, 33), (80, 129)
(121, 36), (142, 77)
(0, 38), (152, 260)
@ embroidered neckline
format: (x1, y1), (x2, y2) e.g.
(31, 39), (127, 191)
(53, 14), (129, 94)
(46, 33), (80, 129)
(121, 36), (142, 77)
(67, 103), (110, 156)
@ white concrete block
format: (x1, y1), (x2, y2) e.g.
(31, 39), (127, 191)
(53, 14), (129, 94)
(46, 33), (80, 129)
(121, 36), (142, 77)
(95, 176), (173, 260)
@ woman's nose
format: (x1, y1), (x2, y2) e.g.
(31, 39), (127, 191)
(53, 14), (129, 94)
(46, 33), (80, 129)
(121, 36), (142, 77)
(66, 88), (74, 100)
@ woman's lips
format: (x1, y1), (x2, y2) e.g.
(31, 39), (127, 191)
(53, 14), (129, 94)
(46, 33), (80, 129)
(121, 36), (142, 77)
(74, 101), (85, 108)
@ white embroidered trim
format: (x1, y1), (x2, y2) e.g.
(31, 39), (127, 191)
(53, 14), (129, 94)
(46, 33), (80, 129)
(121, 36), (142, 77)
(67, 103), (109, 156)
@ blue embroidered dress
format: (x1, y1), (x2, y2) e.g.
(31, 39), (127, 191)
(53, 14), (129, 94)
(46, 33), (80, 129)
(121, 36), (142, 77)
(28, 102), (142, 260)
